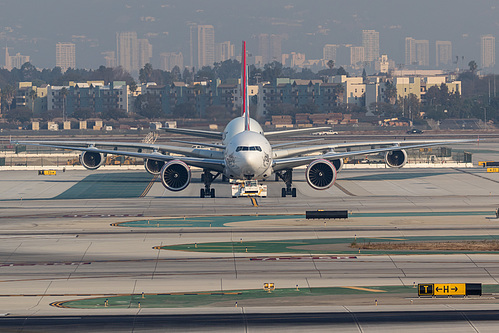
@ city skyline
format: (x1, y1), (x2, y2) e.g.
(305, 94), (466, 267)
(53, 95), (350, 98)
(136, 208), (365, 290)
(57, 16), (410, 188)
(0, 1), (498, 73)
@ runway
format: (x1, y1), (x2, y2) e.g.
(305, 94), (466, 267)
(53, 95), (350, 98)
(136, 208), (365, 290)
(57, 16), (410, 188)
(1, 141), (499, 331)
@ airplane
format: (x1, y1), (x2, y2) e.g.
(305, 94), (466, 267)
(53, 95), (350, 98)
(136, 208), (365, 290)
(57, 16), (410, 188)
(13, 41), (476, 198)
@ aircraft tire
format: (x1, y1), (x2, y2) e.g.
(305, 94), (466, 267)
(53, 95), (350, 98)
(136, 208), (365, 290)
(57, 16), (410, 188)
(292, 188), (297, 197)
(200, 188), (205, 198)
(281, 188), (286, 197)
(211, 188), (215, 198)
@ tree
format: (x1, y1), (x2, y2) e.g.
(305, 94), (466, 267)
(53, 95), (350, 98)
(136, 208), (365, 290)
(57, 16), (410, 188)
(72, 108), (95, 120)
(101, 108), (128, 121)
(384, 81), (397, 104)
(60, 87), (68, 122)
(28, 89), (37, 112)
(171, 66), (181, 81)
(468, 60), (478, 74)
(139, 63), (154, 83)
(134, 93), (164, 119)
(262, 61), (283, 82)
(267, 103), (298, 117)
(205, 105), (230, 121)
(2, 84), (15, 111)
(327, 60), (335, 69)
(129, 80), (138, 94)
(5, 106), (33, 124)
(172, 103), (197, 118)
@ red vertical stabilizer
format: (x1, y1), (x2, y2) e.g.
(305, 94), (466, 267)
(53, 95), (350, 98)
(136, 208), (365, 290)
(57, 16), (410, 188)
(241, 41), (250, 131)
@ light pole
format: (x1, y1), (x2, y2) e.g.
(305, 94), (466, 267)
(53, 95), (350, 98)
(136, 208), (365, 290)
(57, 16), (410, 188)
(482, 107), (487, 127)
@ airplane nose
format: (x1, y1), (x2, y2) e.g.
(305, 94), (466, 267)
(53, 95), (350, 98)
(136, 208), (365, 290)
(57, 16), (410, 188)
(240, 153), (260, 176)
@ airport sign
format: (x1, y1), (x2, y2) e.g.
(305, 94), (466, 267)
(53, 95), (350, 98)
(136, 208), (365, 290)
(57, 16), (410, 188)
(418, 283), (481, 296)
(433, 283), (466, 296)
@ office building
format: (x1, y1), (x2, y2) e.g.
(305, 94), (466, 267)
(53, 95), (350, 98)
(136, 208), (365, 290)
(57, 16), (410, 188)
(405, 37), (429, 67)
(481, 34), (495, 69)
(138, 39), (153, 68)
(197, 25), (215, 68)
(258, 34), (283, 65)
(216, 41), (234, 62)
(102, 51), (116, 68)
(56, 42), (76, 72)
(350, 46), (365, 66)
(160, 52), (184, 71)
(435, 41), (452, 67)
(5, 47), (30, 70)
(323, 44), (338, 63)
(116, 32), (138, 73)
(362, 30), (379, 62)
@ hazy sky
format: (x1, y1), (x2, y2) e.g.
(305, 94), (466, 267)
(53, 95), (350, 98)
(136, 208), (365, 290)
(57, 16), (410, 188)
(1, 0), (498, 71)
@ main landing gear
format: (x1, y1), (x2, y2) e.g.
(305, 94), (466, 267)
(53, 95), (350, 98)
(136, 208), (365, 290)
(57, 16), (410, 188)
(276, 169), (296, 197)
(200, 169), (220, 198)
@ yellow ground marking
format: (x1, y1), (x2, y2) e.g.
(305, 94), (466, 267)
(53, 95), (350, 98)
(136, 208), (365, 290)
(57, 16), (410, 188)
(140, 175), (158, 197)
(342, 286), (387, 293)
(368, 237), (408, 241)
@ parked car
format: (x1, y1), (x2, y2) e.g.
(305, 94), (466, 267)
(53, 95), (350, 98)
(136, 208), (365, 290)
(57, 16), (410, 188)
(406, 128), (423, 134)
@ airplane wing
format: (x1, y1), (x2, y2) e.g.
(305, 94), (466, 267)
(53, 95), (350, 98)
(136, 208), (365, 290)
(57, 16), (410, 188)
(170, 140), (225, 149)
(273, 139), (476, 171)
(272, 139), (475, 159)
(28, 143), (225, 172)
(264, 127), (331, 138)
(162, 127), (223, 139)
(13, 140), (225, 159)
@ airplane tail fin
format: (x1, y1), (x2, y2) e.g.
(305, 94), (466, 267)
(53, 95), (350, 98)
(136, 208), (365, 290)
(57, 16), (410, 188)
(241, 41), (250, 131)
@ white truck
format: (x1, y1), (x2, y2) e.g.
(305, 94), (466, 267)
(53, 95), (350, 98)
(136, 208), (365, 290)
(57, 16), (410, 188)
(231, 180), (267, 198)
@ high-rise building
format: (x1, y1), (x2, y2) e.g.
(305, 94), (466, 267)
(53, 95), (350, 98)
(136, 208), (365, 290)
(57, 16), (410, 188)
(350, 46), (365, 66)
(362, 30), (379, 62)
(160, 52), (184, 71)
(5, 47), (30, 70)
(405, 37), (416, 66)
(435, 41), (452, 67)
(102, 51), (116, 68)
(56, 42), (76, 72)
(5, 47), (11, 70)
(269, 34), (282, 63)
(415, 40), (429, 67)
(197, 25), (215, 68)
(405, 37), (429, 67)
(258, 34), (270, 65)
(116, 31), (138, 73)
(216, 41), (234, 62)
(481, 34), (495, 69)
(323, 44), (338, 63)
(138, 39), (153, 68)
(258, 34), (282, 65)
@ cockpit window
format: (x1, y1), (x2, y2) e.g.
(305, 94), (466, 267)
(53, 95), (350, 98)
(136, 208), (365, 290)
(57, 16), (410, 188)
(236, 146), (262, 152)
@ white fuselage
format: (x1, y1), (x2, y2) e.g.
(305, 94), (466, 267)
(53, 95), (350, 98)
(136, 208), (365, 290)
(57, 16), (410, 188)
(223, 122), (273, 180)
(222, 117), (264, 145)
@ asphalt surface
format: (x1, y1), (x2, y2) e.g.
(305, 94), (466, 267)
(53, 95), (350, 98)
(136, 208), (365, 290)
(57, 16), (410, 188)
(0, 139), (499, 331)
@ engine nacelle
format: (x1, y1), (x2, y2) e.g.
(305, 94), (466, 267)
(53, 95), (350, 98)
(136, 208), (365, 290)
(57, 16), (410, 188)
(385, 149), (408, 168)
(331, 158), (344, 172)
(160, 160), (191, 191)
(306, 159), (337, 190)
(80, 151), (106, 170)
(144, 158), (165, 175)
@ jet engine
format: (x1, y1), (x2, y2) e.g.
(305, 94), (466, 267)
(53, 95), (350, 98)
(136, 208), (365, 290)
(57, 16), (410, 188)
(385, 149), (408, 168)
(144, 158), (165, 175)
(160, 160), (191, 191)
(331, 158), (344, 172)
(80, 151), (106, 170)
(306, 159), (337, 190)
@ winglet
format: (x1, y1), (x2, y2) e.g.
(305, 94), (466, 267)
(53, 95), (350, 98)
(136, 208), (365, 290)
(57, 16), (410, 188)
(241, 41), (250, 131)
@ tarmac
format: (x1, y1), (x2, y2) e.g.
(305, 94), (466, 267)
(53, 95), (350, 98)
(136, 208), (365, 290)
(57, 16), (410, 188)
(0, 138), (499, 331)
